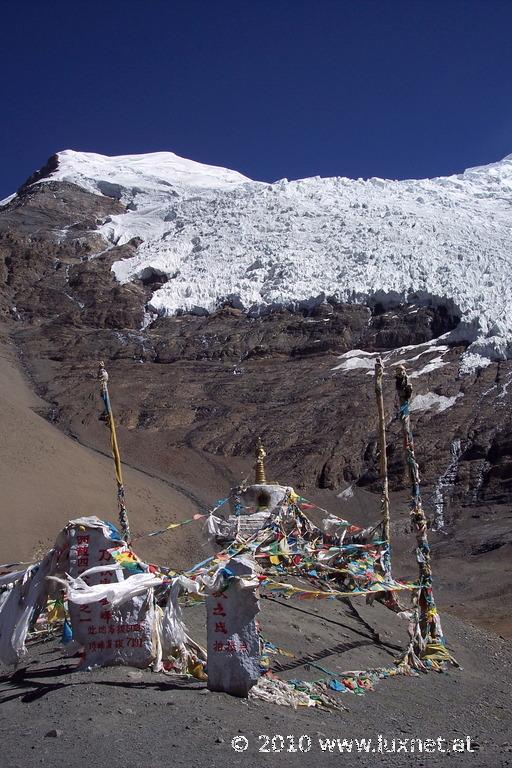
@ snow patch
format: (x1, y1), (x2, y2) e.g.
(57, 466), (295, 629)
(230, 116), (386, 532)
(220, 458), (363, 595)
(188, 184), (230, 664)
(459, 352), (493, 376)
(410, 392), (462, 413)
(0, 192), (16, 207)
(498, 371), (512, 399)
(141, 309), (157, 330)
(337, 485), (354, 501)
(333, 340), (451, 376)
(332, 351), (377, 372)
(395, 345), (449, 367)
(459, 335), (509, 375)
(410, 356), (449, 378)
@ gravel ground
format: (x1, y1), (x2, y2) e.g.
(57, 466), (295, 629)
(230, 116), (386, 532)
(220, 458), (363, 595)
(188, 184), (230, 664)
(1, 601), (510, 768)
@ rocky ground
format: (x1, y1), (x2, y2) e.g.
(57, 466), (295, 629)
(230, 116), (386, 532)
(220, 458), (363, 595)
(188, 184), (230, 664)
(0, 607), (510, 768)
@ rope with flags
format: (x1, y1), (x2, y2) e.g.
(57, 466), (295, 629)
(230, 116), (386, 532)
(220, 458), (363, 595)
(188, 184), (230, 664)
(395, 364), (457, 669)
(375, 356), (392, 576)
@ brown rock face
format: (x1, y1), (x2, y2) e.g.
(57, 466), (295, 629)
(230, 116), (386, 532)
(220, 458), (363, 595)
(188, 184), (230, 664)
(0, 181), (145, 327)
(1, 176), (511, 635)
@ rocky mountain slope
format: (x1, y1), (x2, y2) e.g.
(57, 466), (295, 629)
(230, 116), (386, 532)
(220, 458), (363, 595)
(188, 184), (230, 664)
(0, 151), (510, 636)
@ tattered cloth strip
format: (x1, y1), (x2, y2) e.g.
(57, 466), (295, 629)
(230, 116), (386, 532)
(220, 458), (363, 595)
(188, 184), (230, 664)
(0, 547), (63, 666)
(157, 574), (207, 677)
(0, 561), (36, 571)
(50, 566), (164, 608)
(397, 592), (459, 672)
(250, 674), (347, 710)
(0, 569), (29, 587)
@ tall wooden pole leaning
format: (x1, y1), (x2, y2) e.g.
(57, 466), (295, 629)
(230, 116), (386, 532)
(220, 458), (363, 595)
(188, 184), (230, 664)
(98, 362), (131, 544)
(374, 357), (391, 577)
(395, 364), (455, 669)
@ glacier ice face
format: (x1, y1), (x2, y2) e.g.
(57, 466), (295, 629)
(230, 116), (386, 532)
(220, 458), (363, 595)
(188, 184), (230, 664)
(13, 149), (512, 361)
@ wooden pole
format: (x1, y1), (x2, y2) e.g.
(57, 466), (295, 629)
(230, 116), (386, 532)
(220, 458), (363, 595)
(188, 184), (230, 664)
(97, 362), (131, 544)
(374, 357), (391, 576)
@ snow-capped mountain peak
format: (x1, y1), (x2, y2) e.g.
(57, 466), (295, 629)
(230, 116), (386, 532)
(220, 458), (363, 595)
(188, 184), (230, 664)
(7, 149), (512, 365)
(48, 149), (252, 195)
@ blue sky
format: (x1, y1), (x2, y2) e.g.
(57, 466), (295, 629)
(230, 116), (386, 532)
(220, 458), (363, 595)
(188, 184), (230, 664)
(1, 0), (512, 198)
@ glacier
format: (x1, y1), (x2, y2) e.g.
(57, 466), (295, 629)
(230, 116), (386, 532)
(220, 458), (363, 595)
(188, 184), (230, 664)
(5, 148), (512, 362)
